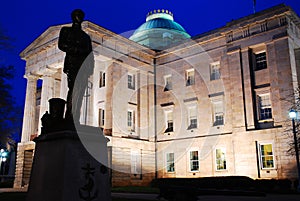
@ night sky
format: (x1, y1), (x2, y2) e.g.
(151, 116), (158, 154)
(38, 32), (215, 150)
(0, 0), (300, 108)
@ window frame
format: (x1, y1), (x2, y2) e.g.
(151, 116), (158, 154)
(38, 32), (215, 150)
(253, 51), (267, 71)
(210, 62), (221, 81)
(99, 71), (106, 88)
(131, 149), (141, 175)
(186, 69), (195, 86)
(166, 152), (175, 173)
(212, 100), (224, 126)
(187, 106), (197, 129)
(164, 110), (174, 133)
(164, 75), (172, 91)
(98, 108), (105, 127)
(215, 148), (227, 171)
(128, 73), (135, 90)
(189, 150), (200, 172)
(257, 93), (273, 121)
(127, 110), (135, 132)
(259, 143), (275, 170)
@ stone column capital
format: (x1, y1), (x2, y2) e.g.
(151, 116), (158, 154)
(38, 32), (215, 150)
(24, 73), (39, 80)
(42, 66), (57, 77)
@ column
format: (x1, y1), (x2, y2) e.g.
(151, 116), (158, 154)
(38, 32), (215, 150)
(21, 74), (38, 143)
(37, 70), (56, 135)
(104, 63), (113, 135)
(60, 69), (68, 100)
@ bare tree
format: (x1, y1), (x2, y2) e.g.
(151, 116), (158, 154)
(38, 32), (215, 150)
(0, 27), (21, 149)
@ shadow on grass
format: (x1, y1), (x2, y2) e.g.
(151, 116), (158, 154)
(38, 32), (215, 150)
(0, 192), (154, 201)
(0, 192), (26, 201)
(112, 186), (159, 194)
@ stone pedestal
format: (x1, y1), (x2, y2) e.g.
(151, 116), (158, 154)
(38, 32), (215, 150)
(26, 126), (111, 201)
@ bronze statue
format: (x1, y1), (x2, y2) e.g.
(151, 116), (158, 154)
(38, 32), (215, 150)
(58, 9), (94, 124)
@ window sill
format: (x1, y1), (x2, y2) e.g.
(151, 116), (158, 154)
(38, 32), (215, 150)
(187, 128), (198, 133)
(127, 134), (139, 139)
(258, 119), (273, 123)
(164, 132), (174, 136)
(215, 169), (227, 172)
(166, 171), (175, 174)
(261, 167), (276, 170)
(210, 78), (221, 82)
(189, 170), (199, 173)
(212, 124), (224, 128)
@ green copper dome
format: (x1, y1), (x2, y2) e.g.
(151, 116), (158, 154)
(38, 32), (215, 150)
(129, 10), (191, 50)
(133, 17), (189, 37)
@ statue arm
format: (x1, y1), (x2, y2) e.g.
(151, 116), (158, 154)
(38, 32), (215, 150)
(58, 27), (69, 52)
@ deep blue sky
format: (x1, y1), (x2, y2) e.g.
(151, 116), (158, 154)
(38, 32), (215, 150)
(0, 0), (300, 108)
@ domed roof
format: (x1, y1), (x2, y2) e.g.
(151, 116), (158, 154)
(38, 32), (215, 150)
(133, 16), (189, 37)
(129, 10), (190, 50)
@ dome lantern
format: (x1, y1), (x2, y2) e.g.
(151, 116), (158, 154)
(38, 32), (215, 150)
(129, 9), (191, 50)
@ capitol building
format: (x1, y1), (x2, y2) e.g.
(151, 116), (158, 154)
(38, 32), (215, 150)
(14, 4), (300, 187)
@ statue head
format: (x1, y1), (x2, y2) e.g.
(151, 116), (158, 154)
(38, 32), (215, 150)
(71, 9), (85, 24)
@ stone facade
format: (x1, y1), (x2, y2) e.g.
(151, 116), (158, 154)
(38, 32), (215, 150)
(15, 4), (300, 188)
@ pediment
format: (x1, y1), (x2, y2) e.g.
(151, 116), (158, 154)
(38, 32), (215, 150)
(20, 21), (155, 61)
(20, 24), (66, 60)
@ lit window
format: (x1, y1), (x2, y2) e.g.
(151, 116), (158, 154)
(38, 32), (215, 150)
(260, 143), (275, 169)
(254, 51), (267, 70)
(98, 108), (105, 127)
(186, 69), (195, 86)
(216, 148), (226, 170)
(165, 111), (173, 133)
(128, 74), (135, 90)
(99, 71), (106, 88)
(257, 94), (272, 120)
(210, 62), (220, 81)
(213, 101), (224, 126)
(190, 151), (199, 172)
(164, 75), (172, 91)
(187, 106), (197, 129)
(131, 150), (141, 174)
(128, 110), (135, 131)
(166, 153), (175, 172)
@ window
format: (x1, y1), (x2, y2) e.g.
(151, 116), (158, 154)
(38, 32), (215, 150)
(210, 62), (220, 80)
(216, 148), (226, 170)
(131, 150), (141, 174)
(254, 51), (267, 70)
(190, 151), (199, 172)
(99, 71), (106, 88)
(213, 101), (224, 126)
(127, 110), (135, 131)
(166, 153), (175, 172)
(260, 143), (275, 169)
(164, 75), (172, 91)
(164, 111), (174, 133)
(98, 108), (105, 127)
(187, 106), (197, 129)
(186, 69), (195, 86)
(128, 74), (135, 90)
(257, 94), (272, 120)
